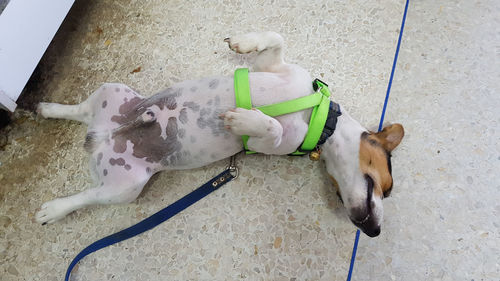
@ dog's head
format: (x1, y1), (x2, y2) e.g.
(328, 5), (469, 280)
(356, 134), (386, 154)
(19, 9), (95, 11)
(321, 111), (404, 237)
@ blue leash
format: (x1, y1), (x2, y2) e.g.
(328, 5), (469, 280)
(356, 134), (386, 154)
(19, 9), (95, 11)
(346, 0), (409, 280)
(65, 162), (238, 281)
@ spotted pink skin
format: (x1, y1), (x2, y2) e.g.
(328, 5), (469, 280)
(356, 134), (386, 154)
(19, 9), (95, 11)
(84, 81), (243, 195)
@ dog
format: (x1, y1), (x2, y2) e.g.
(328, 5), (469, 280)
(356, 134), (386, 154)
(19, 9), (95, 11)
(35, 32), (404, 237)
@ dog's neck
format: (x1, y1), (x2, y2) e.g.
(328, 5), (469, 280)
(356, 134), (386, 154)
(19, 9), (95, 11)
(324, 105), (366, 147)
(320, 105), (367, 187)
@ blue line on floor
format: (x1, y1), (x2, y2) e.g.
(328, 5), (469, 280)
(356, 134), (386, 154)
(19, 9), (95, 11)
(346, 0), (409, 280)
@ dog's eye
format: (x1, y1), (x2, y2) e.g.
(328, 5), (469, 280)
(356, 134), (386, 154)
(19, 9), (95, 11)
(365, 174), (374, 191)
(364, 174), (374, 207)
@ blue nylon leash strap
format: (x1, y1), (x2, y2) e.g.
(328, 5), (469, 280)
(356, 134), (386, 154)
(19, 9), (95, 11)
(346, 0), (409, 280)
(65, 166), (237, 281)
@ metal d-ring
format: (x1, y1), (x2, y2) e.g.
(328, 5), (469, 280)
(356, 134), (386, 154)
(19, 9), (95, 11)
(226, 153), (240, 179)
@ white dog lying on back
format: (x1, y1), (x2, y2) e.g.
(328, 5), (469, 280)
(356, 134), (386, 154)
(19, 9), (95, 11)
(36, 32), (404, 237)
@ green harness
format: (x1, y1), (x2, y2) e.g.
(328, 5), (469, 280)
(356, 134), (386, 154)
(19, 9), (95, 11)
(234, 68), (333, 155)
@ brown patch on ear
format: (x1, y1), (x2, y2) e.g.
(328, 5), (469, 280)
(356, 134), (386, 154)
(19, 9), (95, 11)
(359, 133), (393, 197)
(373, 123), (404, 152)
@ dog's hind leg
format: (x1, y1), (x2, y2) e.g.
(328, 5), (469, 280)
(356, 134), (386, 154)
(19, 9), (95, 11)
(37, 101), (94, 124)
(225, 32), (286, 73)
(35, 167), (151, 224)
(37, 83), (142, 125)
(36, 85), (111, 124)
(37, 84), (110, 124)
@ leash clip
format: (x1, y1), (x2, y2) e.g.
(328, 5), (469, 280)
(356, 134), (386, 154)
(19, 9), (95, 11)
(226, 153), (240, 179)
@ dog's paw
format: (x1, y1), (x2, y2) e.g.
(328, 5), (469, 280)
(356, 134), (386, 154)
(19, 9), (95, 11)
(224, 33), (262, 54)
(37, 102), (57, 118)
(36, 103), (49, 117)
(35, 198), (71, 225)
(222, 108), (268, 136)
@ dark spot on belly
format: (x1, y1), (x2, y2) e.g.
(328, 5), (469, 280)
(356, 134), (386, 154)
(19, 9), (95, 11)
(112, 134), (128, 154)
(115, 158), (125, 166)
(190, 86), (197, 92)
(102, 100), (107, 108)
(124, 164), (131, 171)
(179, 108), (188, 124)
(164, 150), (191, 166)
(165, 97), (177, 110)
(196, 106), (227, 136)
(115, 88), (120, 92)
(259, 87), (266, 91)
(110, 91), (184, 164)
(207, 99), (213, 105)
(146, 167), (152, 174)
(125, 88), (131, 93)
(178, 128), (186, 139)
(209, 79), (219, 89)
(97, 153), (103, 165)
(166, 117), (178, 137)
(109, 157), (126, 166)
(148, 88), (183, 110)
(103, 169), (108, 176)
(183, 101), (200, 112)
(113, 97), (144, 116)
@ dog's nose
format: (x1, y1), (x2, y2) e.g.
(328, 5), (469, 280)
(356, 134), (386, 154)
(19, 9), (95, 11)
(349, 207), (381, 237)
(362, 225), (381, 237)
(350, 218), (381, 237)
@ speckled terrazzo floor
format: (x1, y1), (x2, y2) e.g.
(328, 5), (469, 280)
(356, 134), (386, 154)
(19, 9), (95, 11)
(0, 0), (499, 280)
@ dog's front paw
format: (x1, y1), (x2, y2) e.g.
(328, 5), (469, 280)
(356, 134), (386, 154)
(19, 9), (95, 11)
(221, 108), (267, 136)
(35, 198), (72, 225)
(224, 33), (262, 54)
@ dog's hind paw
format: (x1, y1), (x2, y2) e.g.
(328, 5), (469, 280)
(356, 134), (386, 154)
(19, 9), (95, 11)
(35, 198), (72, 224)
(224, 33), (261, 54)
(36, 102), (51, 118)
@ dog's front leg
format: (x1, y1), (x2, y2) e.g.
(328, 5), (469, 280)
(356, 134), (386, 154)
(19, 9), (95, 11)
(222, 108), (282, 154)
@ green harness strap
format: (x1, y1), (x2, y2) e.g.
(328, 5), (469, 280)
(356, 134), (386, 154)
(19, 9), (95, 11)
(234, 68), (331, 155)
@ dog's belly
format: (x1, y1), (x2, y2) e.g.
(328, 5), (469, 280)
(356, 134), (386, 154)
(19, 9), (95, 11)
(87, 78), (243, 173)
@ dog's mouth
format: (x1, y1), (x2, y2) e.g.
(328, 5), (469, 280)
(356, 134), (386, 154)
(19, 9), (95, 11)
(350, 213), (381, 237)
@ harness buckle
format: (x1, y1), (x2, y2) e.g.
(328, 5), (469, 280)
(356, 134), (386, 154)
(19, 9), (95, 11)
(313, 78), (329, 91)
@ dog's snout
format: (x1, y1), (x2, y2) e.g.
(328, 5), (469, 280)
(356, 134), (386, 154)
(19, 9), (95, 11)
(349, 207), (381, 237)
(349, 207), (369, 223)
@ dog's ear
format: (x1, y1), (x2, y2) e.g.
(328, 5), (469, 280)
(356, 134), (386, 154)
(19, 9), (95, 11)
(373, 123), (404, 152)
